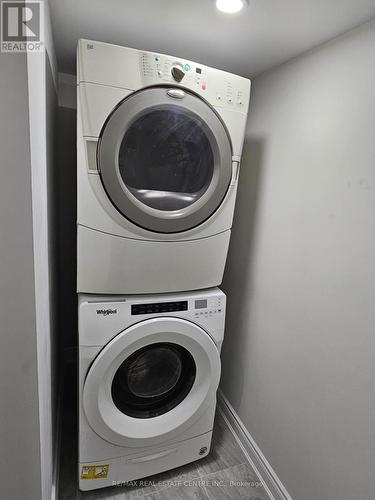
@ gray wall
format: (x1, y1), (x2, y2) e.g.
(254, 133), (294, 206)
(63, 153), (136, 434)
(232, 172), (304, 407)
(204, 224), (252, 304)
(221, 18), (375, 500)
(0, 52), (42, 500)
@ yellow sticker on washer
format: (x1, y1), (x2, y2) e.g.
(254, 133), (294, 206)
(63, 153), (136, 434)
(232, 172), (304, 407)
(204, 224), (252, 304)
(80, 464), (109, 479)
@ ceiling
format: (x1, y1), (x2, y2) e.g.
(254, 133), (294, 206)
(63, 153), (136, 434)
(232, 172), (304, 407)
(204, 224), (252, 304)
(49, 0), (375, 78)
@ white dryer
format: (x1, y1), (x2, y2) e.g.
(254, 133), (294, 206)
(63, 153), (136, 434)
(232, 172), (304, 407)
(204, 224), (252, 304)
(78, 288), (225, 490)
(77, 39), (251, 294)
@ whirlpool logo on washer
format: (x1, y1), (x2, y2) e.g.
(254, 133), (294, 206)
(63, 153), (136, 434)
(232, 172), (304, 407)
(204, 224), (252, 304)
(96, 308), (117, 316)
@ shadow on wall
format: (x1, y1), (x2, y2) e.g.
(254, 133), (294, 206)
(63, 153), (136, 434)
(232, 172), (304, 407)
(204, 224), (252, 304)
(56, 107), (77, 356)
(46, 54), (60, 464)
(220, 137), (265, 409)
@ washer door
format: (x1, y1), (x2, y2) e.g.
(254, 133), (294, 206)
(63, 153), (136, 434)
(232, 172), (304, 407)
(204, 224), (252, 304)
(83, 318), (221, 447)
(97, 86), (232, 233)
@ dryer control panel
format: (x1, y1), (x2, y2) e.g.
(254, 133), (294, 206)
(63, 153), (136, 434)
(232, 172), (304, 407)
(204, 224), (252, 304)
(140, 52), (207, 87)
(140, 51), (249, 112)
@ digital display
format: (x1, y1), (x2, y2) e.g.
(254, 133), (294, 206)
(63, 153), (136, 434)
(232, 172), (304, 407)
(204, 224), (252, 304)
(131, 301), (188, 315)
(196, 68), (202, 74)
(195, 299), (207, 309)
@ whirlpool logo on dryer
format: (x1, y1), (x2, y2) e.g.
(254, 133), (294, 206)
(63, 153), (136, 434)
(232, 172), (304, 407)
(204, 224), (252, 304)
(96, 308), (117, 316)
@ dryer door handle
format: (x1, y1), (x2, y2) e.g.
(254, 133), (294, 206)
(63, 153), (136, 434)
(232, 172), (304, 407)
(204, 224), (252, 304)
(130, 448), (177, 463)
(166, 88), (186, 99)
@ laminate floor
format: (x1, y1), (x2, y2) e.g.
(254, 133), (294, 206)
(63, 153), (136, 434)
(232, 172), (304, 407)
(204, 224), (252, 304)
(59, 365), (271, 500)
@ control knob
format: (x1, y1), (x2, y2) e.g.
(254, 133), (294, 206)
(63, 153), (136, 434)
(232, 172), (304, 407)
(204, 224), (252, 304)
(171, 63), (185, 82)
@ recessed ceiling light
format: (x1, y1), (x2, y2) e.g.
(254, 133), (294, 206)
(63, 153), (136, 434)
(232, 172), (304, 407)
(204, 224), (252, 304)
(216, 0), (247, 14)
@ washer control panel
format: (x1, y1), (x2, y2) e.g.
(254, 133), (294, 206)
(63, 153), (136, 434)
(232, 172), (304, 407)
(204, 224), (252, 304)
(193, 295), (223, 318)
(79, 288), (226, 347)
(130, 297), (223, 317)
(131, 301), (188, 315)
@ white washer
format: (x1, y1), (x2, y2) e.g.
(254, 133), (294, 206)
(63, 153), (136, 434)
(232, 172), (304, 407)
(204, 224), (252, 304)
(77, 39), (251, 294)
(79, 288), (226, 491)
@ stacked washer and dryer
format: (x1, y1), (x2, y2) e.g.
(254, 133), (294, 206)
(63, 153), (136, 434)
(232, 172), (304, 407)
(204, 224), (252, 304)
(76, 39), (250, 490)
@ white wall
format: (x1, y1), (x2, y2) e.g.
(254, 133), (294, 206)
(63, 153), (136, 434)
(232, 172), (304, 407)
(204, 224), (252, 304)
(221, 18), (375, 500)
(0, 51), (43, 500)
(27, 0), (59, 494)
(0, 2), (58, 499)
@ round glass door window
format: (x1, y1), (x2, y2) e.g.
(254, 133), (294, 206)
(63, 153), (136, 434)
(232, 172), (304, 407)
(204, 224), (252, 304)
(118, 107), (214, 211)
(98, 87), (232, 233)
(111, 342), (196, 418)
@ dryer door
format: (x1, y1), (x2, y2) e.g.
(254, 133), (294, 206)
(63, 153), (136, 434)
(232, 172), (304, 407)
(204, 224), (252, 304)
(97, 86), (232, 233)
(83, 317), (221, 447)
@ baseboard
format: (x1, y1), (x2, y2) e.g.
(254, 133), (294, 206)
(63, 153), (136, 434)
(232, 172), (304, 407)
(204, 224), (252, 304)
(217, 390), (293, 500)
